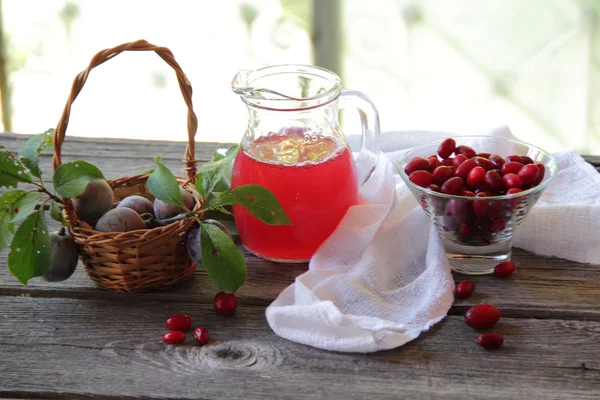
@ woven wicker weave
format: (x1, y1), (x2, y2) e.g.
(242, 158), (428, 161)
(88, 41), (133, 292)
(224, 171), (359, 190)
(52, 40), (202, 292)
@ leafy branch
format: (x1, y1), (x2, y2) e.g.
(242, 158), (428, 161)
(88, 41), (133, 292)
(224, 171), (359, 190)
(145, 146), (290, 293)
(1, 134), (290, 294)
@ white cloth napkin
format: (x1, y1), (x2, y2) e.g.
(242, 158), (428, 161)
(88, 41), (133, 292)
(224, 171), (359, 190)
(266, 126), (600, 353)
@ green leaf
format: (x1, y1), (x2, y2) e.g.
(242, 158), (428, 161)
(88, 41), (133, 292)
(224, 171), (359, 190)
(200, 223), (246, 292)
(50, 200), (66, 226)
(0, 146), (33, 188)
(8, 209), (51, 285)
(0, 189), (28, 220)
(147, 157), (184, 207)
(219, 219), (238, 237)
(53, 160), (105, 198)
(213, 205), (233, 216)
(0, 213), (10, 253)
(10, 191), (43, 223)
(213, 178), (230, 192)
(204, 185), (291, 225)
(195, 174), (206, 198)
(0, 189), (27, 210)
(198, 145), (239, 174)
(18, 129), (54, 178)
(198, 145), (239, 192)
(202, 168), (225, 196)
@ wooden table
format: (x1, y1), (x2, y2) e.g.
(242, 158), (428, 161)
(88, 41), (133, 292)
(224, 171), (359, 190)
(1, 133), (599, 399)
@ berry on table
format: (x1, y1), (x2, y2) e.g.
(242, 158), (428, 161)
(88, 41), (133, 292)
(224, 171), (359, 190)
(464, 304), (500, 329)
(494, 261), (516, 278)
(166, 314), (192, 331)
(477, 332), (504, 349)
(214, 292), (238, 316)
(163, 331), (186, 345)
(455, 280), (475, 299)
(193, 326), (210, 345)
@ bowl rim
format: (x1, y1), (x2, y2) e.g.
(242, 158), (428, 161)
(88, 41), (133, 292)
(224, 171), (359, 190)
(397, 135), (559, 200)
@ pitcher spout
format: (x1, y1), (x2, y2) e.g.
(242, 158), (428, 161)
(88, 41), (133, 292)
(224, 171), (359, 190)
(231, 69), (252, 96)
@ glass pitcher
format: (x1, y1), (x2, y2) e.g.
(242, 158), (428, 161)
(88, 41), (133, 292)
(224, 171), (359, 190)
(231, 64), (381, 263)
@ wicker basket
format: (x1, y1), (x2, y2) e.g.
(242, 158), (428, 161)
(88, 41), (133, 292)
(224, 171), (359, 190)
(52, 40), (202, 292)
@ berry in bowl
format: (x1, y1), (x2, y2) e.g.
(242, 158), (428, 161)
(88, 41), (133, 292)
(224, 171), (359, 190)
(398, 136), (557, 275)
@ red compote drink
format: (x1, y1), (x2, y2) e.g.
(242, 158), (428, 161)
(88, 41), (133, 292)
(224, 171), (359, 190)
(232, 131), (359, 262)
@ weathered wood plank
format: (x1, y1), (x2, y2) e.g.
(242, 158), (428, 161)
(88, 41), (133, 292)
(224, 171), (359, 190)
(1, 236), (599, 322)
(0, 219), (598, 321)
(0, 297), (598, 400)
(583, 155), (600, 169)
(0, 131), (235, 161)
(0, 132), (235, 194)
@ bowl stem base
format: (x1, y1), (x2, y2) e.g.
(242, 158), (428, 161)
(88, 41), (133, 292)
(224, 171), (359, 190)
(443, 238), (512, 275)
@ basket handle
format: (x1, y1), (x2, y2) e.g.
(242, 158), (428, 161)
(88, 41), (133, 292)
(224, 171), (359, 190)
(52, 39), (199, 179)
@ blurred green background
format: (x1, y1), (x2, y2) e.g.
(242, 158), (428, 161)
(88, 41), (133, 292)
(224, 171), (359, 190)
(0, 0), (598, 152)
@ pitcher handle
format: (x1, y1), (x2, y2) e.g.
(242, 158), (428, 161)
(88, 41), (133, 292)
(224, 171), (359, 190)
(338, 90), (381, 185)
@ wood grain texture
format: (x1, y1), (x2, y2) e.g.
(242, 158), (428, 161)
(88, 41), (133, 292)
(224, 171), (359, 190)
(1, 245), (599, 322)
(0, 297), (598, 400)
(1, 132), (234, 160)
(0, 132), (234, 195)
(1, 134), (600, 399)
(0, 218), (599, 321)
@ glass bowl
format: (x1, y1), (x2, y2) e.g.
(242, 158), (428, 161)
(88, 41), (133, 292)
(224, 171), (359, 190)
(398, 136), (558, 275)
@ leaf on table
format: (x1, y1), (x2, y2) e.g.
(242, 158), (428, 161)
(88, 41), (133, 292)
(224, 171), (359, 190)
(18, 129), (54, 178)
(0, 146), (33, 188)
(8, 209), (51, 285)
(200, 223), (246, 293)
(204, 184), (291, 225)
(10, 191), (43, 223)
(147, 157), (184, 207)
(53, 160), (105, 198)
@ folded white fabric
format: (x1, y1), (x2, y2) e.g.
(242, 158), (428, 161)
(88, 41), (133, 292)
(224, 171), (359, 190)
(266, 126), (600, 353)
